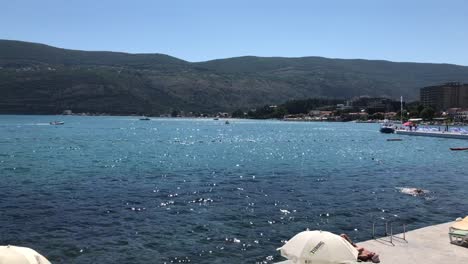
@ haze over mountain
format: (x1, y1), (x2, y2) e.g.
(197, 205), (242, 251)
(1, 39), (468, 115)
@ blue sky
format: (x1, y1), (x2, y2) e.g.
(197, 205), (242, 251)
(2, 0), (468, 65)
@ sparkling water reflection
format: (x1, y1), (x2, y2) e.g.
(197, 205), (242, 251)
(0, 116), (467, 263)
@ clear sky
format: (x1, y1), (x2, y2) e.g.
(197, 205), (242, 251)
(2, 0), (468, 65)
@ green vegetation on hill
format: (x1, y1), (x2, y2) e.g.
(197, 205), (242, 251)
(2, 39), (468, 115)
(237, 98), (343, 119)
(283, 98), (344, 114)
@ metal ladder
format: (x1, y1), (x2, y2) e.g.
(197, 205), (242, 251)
(372, 220), (408, 246)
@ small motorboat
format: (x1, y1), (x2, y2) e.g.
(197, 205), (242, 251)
(50, 121), (64, 125)
(139, 117), (151, 121)
(387, 138), (402, 141)
(450, 147), (468, 151)
(380, 124), (395, 134)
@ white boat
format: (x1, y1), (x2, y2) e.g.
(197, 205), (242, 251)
(50, 121), (64, 125)
(380, 120), (395, 133)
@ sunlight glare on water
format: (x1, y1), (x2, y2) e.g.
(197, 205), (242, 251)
(0, 115), (467, 263)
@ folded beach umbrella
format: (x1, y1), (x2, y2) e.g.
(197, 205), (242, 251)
(452, 216), (468, 230)
(278, 230), (358, 264)
(0, 245), (51, 264)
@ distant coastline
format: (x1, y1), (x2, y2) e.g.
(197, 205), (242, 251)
(3, 39), (468, 116)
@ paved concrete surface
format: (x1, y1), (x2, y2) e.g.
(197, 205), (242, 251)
(359, 222), (468, 264)
(276, 222), (468, 264)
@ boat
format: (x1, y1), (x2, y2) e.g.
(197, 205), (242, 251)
(213, 118), (219, 120)
(450, 147), (468, 151)
(225, 120), (230, 125)
(139, 117), (151, 121)
(50, 121), (64, 125)
(380, 123), (395, 134)
(387, 138), (402, 141)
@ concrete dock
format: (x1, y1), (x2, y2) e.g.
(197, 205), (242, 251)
(395, 130), (468, 140)
(276, 221), (468, 264)
(359, 221), (468, 264)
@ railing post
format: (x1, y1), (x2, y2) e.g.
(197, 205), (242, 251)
(390, 222), (393, 244)
(403, 224), (406, 240)
(372, 222), (375, 239)
(373, 220), (407, 244)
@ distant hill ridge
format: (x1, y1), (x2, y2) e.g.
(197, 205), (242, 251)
(1, 39), (468, 114)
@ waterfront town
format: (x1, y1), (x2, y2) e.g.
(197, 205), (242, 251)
(246, 82), (468, 123)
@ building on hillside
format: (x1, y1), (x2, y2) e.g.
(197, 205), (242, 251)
(308, 110), (333, 118)
(350, 97), (402, 114)
(420, 82), (468, 111)
(455, 109), (468, 121)
(384, 112), (398, 119)
(446, 108), (468, 121)
(336, 101), (352, 110)
(340, 112), (368, 121)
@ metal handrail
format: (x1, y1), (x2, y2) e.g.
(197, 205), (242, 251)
(372, 220), (407, 246)
(390, 222), (407, 243)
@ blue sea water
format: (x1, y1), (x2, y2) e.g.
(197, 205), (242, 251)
(0, 115), (467, 264)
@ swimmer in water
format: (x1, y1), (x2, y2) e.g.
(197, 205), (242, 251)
(398, 187), (428, 196)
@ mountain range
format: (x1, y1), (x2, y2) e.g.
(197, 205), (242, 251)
(1, 39), (468, 115)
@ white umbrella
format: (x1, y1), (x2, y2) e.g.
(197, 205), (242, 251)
(277, 230), (358, 264)
(0, 245), (51, 264)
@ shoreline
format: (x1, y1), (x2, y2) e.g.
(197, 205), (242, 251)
(0, 114), (467, 126)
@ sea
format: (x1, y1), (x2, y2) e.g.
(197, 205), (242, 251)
(0, 115), (467, 264)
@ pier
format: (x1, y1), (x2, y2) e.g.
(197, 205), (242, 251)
(395, 130), (468, 140)
(359, 221), (468, 264)
(276, 221), (468, 264)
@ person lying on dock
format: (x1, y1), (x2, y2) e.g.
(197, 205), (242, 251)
(340, 234), (380, 263)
